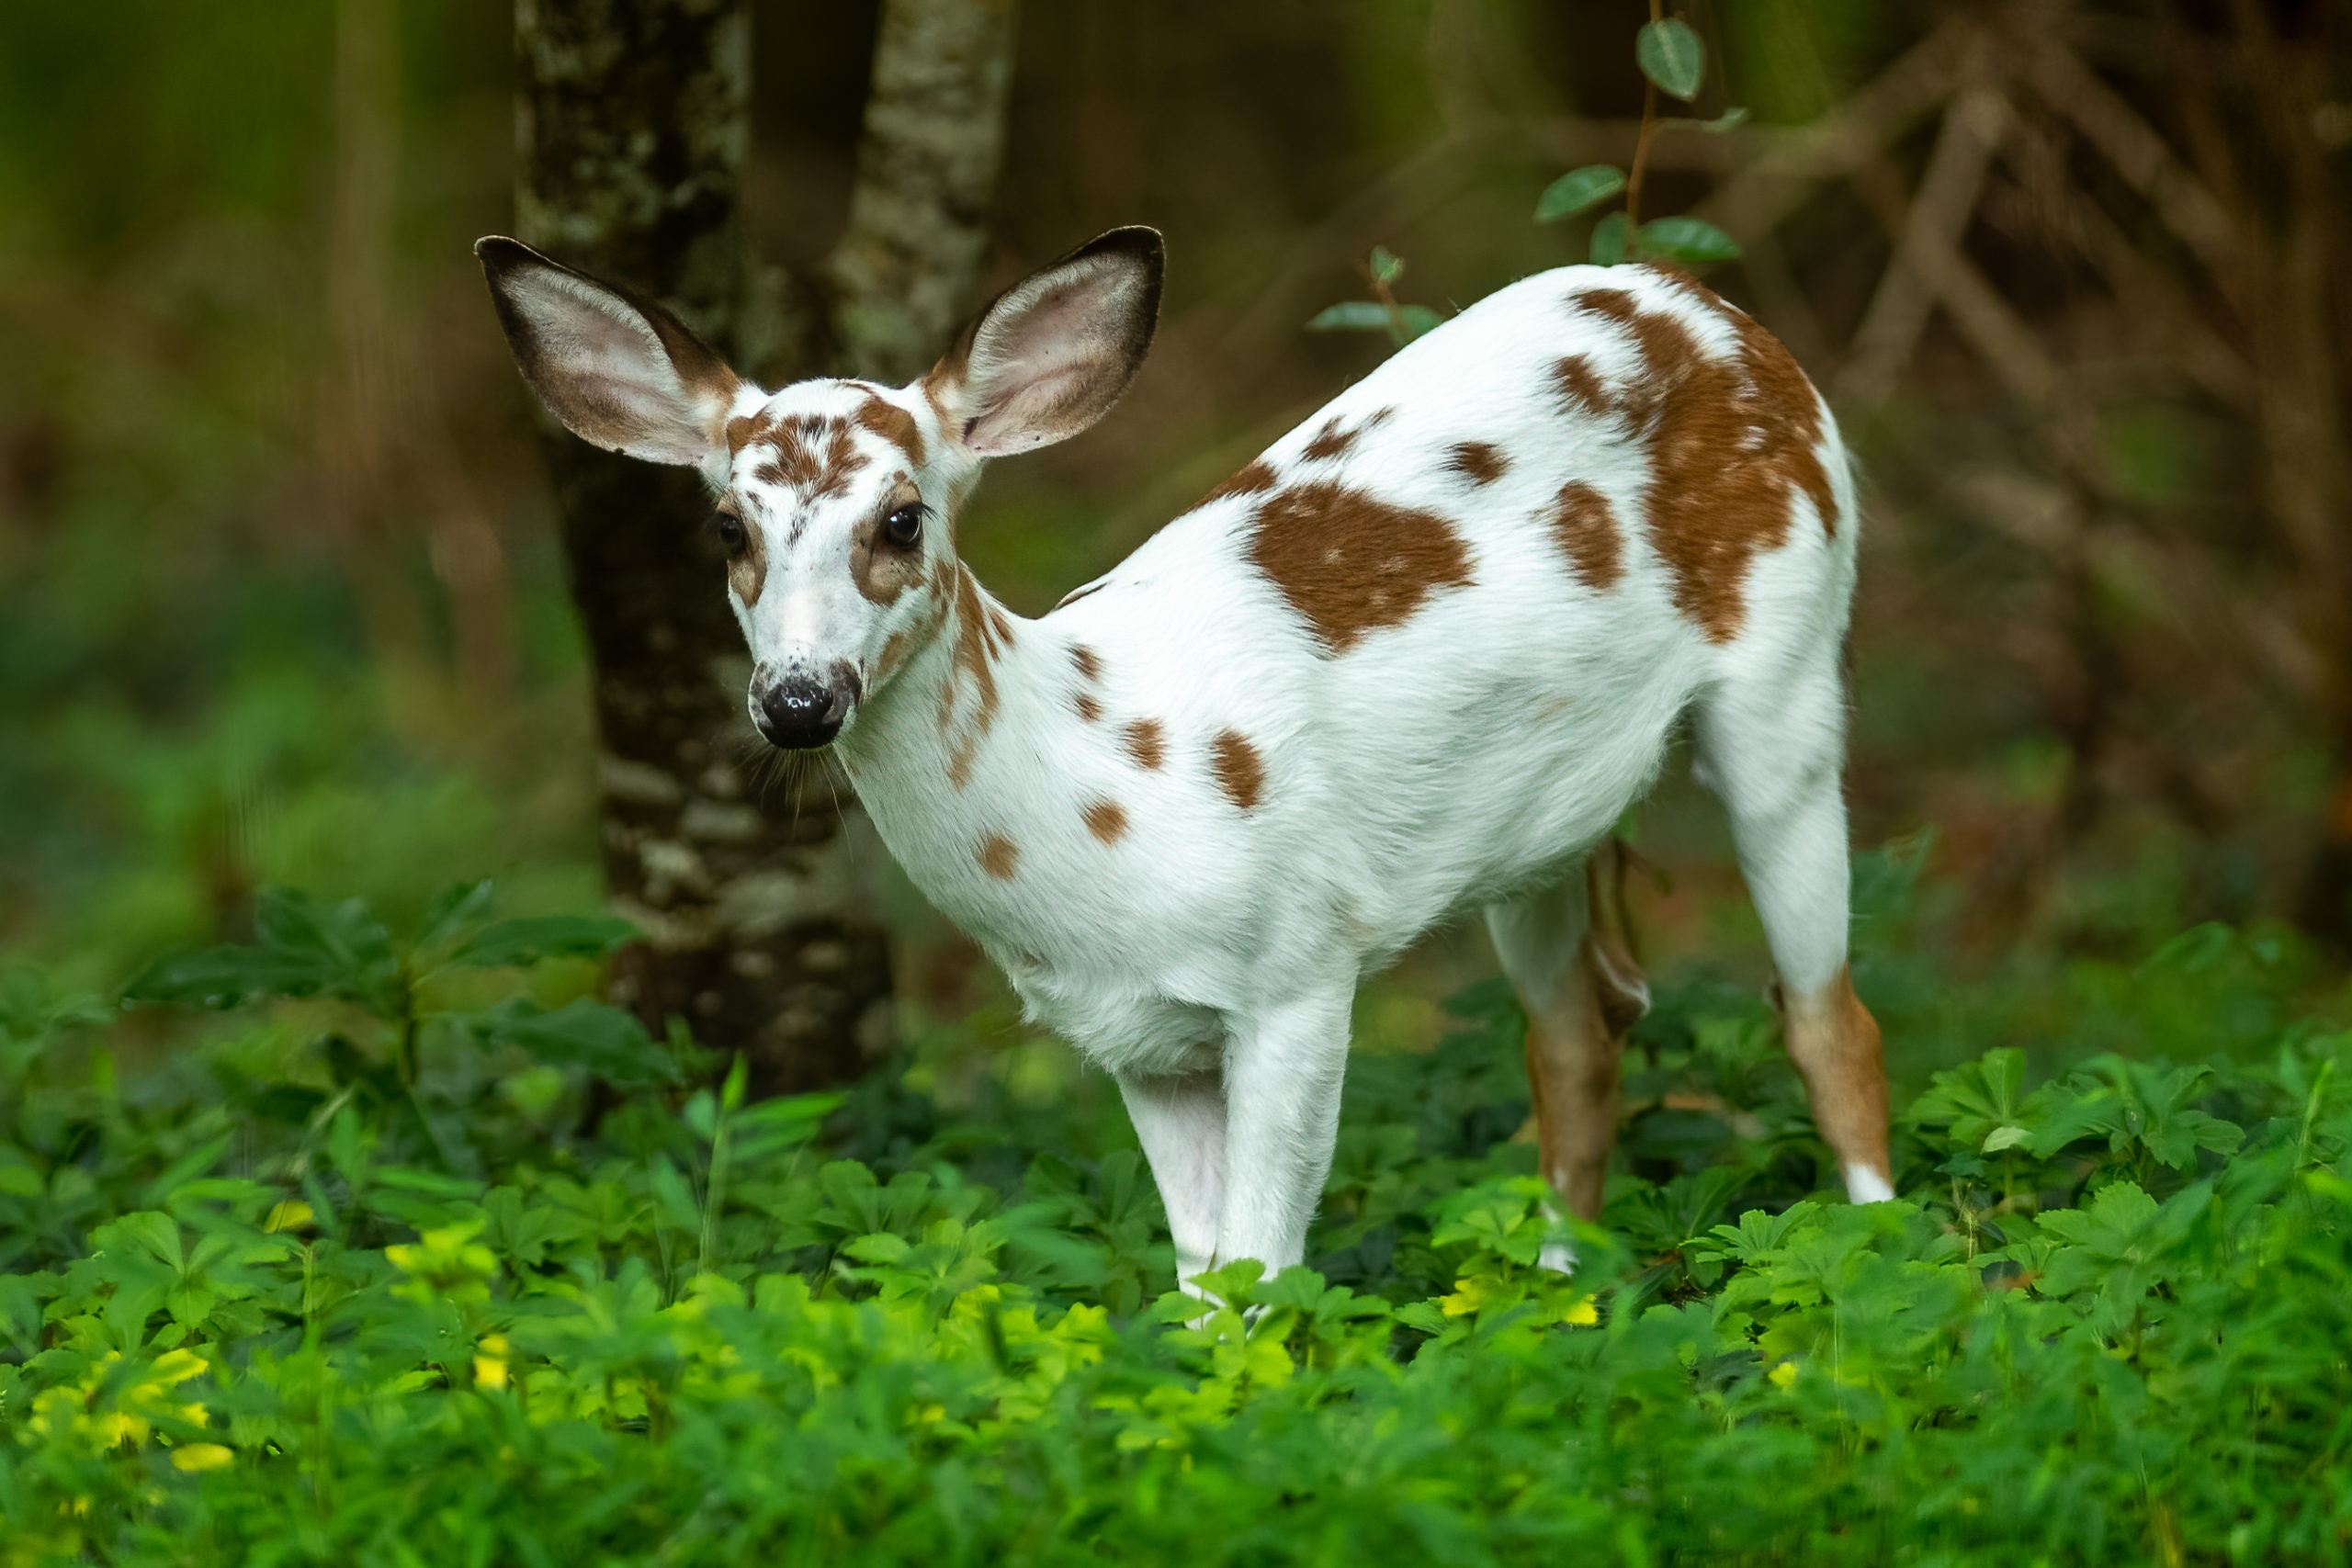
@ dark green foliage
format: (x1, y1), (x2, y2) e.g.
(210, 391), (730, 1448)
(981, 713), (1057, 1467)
(2, 882), (2349, 1563)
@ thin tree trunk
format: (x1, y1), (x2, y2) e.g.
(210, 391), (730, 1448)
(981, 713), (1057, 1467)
(514, 0), (1018, 1094)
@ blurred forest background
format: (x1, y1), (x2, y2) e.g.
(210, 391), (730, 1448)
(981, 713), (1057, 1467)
(2, 0), (2347, 1097)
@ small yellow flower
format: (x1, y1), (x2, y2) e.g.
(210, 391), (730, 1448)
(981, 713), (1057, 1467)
(171, 1443), (234, 1473)
(1769, 1359), (1799, 1390)
(264, 1201), (313, 1234)
(1439, 1271), (1508, 1317)
(1558, 1293), (1599, 1327)
(473, 1335), (511, 1391)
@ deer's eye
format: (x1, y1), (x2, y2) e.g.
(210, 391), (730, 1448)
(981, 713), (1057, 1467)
(712, 511), (748, 556)
(884, 502), (925, 548)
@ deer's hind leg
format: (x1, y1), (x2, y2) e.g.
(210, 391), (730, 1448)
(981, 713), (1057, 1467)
(1693, 659), (1893, 1203)
(1485, 844), (1651, 1226)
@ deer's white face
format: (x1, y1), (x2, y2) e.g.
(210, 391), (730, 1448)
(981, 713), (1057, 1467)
(475, 226), (1161, 750)
(712, 381), (956, 748)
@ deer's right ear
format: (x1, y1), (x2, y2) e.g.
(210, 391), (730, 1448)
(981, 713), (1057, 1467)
(474, 237), (744, 468)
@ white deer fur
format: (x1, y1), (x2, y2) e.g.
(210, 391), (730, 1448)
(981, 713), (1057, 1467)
(478, 228), (1894, 1295)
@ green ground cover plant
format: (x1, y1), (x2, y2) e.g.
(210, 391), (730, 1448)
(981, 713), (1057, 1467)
(0, 865), (2347, 1565)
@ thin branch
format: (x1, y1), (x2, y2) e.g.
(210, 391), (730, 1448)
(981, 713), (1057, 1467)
(2014, 37), (2240, 289)
(1839, 85), (2007, 399)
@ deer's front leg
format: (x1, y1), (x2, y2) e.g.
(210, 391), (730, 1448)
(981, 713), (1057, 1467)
(1215, 988), (1353, 1280)
(1115, 1066), (1227, 1296)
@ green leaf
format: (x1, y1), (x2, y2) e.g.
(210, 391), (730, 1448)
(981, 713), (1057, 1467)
(475, 998), (679, 1088)
(1189, 1258), (1266, 1309)
(1589, 211), (1633, 266)
(1306, 300), (1395, 333)
(1536, 164), (1625, 223)
(1664, 106), (1750, 134)
(1367, 244), (1405, 285)
(412, 880), (494, 956)
(1396, 305), (1444, 342)
(124, 891), (398, 1014)
(1635, 17), (1705, 101)
(447, 914), (639, 971)
(1634, 215), (1741, 264)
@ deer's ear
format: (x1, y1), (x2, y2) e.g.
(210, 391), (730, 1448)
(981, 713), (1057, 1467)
(474, 236), (744, 467)
(928, 227), (1164, 457)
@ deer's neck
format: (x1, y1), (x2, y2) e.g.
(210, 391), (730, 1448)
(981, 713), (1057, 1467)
(832, 561), (1078, 919)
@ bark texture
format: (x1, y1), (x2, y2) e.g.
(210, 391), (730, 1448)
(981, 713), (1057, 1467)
(514, 0), (1018, 1093)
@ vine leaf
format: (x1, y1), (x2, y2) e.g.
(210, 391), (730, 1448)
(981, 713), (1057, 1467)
(1635, 17), (1705, 102)
(1589, 211), (1634, 266)
(1635, 215), (1741, 264)
(1534, 165), (1626, 223)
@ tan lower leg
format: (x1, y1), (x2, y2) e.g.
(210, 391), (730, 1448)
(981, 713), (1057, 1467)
(1778, 965), (1891, 1199)
(1524, 998), (1623, 1220)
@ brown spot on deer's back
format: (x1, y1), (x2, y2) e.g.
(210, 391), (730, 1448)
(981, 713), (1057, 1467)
(1447, 441), (1508, 485)
(1250, 480), (1474, 653)
(978, 833), (1019, 880)
(1211, 730), (1265, 812)
(1299, 407), (1395, 464)
(1550, 481), (1622, 591)
(1568, 273), (1834, 641)
(1083, 800), (1129, 844)
(1200, 459), (1277, 508)
(854, 396), (925, 468)
(1071, 644), (1102, 682)
(1553, 355), (1610, 422)
(1122, 718), (1165, 770)
(1075, 692), (1102, 723)
(1302, 417), (1357, 461)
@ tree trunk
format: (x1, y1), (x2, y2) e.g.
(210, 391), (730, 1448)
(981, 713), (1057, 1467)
(513, 0), (1017, 1095)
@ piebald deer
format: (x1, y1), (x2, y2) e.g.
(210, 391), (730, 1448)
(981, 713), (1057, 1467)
(476, 226), (1891, 1289)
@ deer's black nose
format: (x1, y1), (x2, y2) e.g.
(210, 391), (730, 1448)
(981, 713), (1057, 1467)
(752, 670), (852, 749)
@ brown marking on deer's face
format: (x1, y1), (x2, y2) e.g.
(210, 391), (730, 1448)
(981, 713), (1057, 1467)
(876, 627), (912, 683)
(849, 478), (928, 606)
(1569, 273), (1833, 641)
(718, 499), (767, 606)
(1447, 441), (1508, 486)
(1122, 718), (1165, 771)
(1550, 481), (1623, 592)
(854, 395), (926, 468)
(1249, 480), (1474, 653)
(978, 833), (1020, 880)
(944, 564), (1003, 790)
(1199, 459), (1277, 508)
(1211, 729), (1265, 812)
(1083, 799), (1129, 844)
(727, 412), (767, 454)
(751, 413), (869, 506)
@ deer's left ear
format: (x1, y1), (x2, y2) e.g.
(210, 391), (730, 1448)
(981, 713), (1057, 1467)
(929, 227), (1164, 457)
(474, 236), (744, 467)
